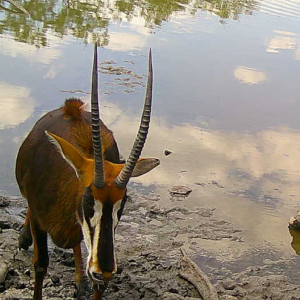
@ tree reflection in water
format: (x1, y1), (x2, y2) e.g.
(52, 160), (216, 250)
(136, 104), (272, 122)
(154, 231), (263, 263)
(0, 0), (258, 47)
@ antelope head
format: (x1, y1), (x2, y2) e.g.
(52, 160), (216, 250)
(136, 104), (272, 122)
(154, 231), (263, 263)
(45, 44), (159, 286)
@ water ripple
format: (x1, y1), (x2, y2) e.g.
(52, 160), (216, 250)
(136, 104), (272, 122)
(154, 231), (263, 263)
(259, 0), (300, 20)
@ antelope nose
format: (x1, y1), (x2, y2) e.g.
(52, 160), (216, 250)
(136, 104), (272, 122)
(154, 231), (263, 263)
(92, 272), (103, 281)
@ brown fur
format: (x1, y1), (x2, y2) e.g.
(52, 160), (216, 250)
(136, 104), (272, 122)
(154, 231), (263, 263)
(16, 98), (121, 248)
(59, 99), (118, 160)
(61, 98), (85, 120)
(16, 96), (124, 300)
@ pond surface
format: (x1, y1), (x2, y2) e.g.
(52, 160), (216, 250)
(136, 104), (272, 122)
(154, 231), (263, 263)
(2, 0), (300, 283)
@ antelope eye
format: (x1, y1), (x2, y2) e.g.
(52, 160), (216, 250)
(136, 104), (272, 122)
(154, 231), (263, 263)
(83, 186), (94, 206)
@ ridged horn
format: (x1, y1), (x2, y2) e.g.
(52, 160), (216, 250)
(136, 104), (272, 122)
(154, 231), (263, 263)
(91, 43), (105, 189)
(114, 49), (153, 189)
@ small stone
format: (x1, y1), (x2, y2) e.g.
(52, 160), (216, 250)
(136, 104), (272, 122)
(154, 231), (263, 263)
(16, 282), (26, 289)
(168, 288), (179, 294)
(222, 296), (239, 300)
(162, 292), (187, 300)
(0, 257), (8, 284)
(148, 220), (164, 227)
(24, 269), (31, 276)
(0, 213), (23, 230)
(43, 278), (52, 288)
(51, 274), (60, 285)
(222, 279), (236, 290)
(0, 197), (10, 207)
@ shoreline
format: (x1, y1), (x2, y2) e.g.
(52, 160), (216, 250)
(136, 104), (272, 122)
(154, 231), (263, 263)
(1, 192), (300, 299)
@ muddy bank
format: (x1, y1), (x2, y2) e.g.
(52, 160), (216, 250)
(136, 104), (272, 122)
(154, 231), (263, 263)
(1, 193), (300, 300)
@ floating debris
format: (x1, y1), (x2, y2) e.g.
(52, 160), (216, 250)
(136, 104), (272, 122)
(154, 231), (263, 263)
(59, 90), (90, 95)
(100, 60), (116, 65)
(100, 66), (143, 79)
(99, 63), (145, 94)
(124, 59), (134, 64)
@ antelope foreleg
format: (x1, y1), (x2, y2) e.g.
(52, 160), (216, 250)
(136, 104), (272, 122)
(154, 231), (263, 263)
(19, 208), (33, 250)
(73, 244), (91, 300)
(31, 218), (49, 300)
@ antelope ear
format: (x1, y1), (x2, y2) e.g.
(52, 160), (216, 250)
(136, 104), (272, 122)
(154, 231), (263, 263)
(131, 158), (160, 177)
(45, 131), (88, 179)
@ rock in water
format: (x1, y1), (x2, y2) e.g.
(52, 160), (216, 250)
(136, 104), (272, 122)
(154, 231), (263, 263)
(289, 212), (300, 229)
(164, 150), (172, 156)
(169, 186), (192, 197)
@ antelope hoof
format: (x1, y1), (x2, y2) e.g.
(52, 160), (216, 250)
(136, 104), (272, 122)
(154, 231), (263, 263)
(18, 226), (33, 250)
(76, 277), (92, 300)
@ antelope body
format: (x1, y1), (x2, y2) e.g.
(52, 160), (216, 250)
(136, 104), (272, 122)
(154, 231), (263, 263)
(16, 45), (159, 300)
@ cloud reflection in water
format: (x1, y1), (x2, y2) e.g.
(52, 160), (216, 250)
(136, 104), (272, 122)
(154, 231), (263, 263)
(89, 100), (300, 252)
(0, 82), (34, 129)
(234, 66), (268, 85)
(266, 30), (300, 60)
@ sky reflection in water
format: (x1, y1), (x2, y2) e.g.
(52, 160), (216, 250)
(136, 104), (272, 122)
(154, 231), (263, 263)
(1, 0), (300, 280)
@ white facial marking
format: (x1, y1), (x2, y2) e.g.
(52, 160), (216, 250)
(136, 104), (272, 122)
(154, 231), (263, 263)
(86, 201), (103, 270)
(113, 200), (122, 229)
(90, 201), (103, 228)
(84, 199), (123, 274)
(82, 220), (92, 252)
(92, 222), (101, 267)
(112, 200), (122, 273)
(82, 219), (92, 271)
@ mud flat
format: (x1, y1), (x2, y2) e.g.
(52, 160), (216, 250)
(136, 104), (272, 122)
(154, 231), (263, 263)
(1, 193), (300, 300)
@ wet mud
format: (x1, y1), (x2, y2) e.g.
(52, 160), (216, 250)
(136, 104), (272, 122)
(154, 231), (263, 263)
(1, 193), (300, 300)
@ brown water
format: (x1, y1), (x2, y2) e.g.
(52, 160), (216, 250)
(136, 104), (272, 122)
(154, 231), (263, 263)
(1, 0), (300, 282)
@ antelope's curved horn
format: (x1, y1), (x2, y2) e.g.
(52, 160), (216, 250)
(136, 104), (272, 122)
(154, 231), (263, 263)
(91, 43), (105, 189)
(114, 49), (153, 189)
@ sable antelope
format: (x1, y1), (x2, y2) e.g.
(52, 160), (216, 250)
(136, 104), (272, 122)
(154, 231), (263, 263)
(16, 44), (159, 300)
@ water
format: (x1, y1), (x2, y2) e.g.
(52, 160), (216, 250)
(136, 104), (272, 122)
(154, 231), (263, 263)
(1, 0), (300, 281)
